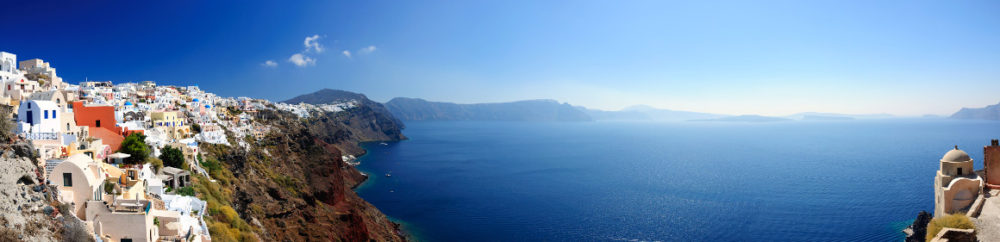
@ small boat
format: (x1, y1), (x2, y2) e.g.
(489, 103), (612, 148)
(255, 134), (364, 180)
(380, 142), (388, 146)
(385, 173), (392, 177)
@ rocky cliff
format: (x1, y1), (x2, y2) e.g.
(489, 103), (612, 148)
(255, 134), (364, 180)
(0, 141), (91, 242)
(196, 105), (406, 241)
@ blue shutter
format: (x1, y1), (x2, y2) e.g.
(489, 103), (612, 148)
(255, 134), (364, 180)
(44, 110), (48, 119)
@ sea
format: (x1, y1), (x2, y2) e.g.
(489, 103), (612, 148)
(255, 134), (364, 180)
(354, 119), (1000, 241)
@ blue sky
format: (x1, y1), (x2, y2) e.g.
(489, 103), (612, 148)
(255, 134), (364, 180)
(2, 0), (999, 116)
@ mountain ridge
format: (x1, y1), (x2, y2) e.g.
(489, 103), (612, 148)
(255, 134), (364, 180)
(950, 101), (1000, 120)
(384, 97), (592, 121)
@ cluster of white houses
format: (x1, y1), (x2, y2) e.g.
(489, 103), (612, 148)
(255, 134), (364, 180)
(1, 51), (228, 241)
(3, 51), (362, 242)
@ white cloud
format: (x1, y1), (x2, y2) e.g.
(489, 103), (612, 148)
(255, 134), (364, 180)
(304, 35), (324, 53)
(261, 60), (278, 67)
(358, 45), (376, 54)
(342, 50), (352, 58)
(288, 53), (315, 67)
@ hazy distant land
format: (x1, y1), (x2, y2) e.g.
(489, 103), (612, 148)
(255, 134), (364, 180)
(950, 101), (1000, 120)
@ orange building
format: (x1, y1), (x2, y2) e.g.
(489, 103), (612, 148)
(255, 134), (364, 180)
(71, 101), (143, 151)
(72, 101), (115, 129)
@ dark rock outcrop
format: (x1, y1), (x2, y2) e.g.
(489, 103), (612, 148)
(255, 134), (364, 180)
(904, 210), (932, 242)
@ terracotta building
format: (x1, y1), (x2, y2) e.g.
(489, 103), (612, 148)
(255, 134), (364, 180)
(71, 101), (142, 151)
(984, 139), (1000, 189)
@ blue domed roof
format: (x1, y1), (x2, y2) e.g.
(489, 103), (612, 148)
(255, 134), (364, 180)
(193, 98), (200, 102)
(205, 105), (211, 108)
(124, 101), (133, 106)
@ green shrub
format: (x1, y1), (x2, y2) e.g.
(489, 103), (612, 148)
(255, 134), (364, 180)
(103, 181), (115, 195)
(119, 133), (149, 164)
(926, 214), (976, 241)
(177, 187), (196, 196)
(208, 222), (239, 242)
(160, 146), (186, 169)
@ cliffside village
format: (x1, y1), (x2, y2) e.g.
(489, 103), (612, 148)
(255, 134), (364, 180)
(0, 51), (358, 241)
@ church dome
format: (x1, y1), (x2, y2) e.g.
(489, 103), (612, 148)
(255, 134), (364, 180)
(941, 146), (972, 163)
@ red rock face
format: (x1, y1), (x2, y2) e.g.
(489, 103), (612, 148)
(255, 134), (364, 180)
(205, 109), (404, 241)
(311, 139), (348, 205)
(339, 211), (372, 241)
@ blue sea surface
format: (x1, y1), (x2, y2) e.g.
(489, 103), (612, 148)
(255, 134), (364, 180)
(355, 120), (1000, 241)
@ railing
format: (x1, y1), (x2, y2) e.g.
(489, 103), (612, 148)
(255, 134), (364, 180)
(22, 132), (60, 140)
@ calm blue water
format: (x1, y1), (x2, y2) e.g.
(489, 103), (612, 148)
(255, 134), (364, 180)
(355, 120), (1000, 241)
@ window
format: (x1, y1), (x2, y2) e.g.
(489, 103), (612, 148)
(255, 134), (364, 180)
(958, 168), (963, 175)
(95, 120), (100, 127)
(27, 103), (30, 109)
(44, 110), (48, 119)
(121, 239), (132, 242)
(62, 173), (72, 187)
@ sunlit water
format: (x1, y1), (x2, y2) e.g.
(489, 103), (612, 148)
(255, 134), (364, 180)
(355, 119), (1000, 241)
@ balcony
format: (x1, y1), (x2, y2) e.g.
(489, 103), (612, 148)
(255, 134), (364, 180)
(21, 132), (59, 140)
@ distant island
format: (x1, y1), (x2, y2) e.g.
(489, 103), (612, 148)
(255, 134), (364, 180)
(379, 96), (904, 123)
(783, 112), (893, 120)
(950, 101), (1000, 120)
(801, 115), (855, 121)
(384, 97), (592, 121)
(577, 105), (726, 122)
(691, 115), (792, 122)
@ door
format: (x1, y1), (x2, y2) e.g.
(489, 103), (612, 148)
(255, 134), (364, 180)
(25, 111), (32, 124)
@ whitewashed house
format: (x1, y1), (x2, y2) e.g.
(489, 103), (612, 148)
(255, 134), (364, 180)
(17, 100), (61, 134)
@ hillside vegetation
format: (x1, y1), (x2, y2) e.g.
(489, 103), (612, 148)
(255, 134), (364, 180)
(195, 104), (406, 240)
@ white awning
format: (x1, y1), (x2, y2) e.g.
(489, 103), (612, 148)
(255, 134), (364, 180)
(107, 153), (131, 159)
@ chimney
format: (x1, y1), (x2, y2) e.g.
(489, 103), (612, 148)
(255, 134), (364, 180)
(992, 139), (999, 147)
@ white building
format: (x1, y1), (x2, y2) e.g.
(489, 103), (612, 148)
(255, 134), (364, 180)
(19, 58), (63, 88)
(49, 154), (105, 218)
(0, 52), (22, 82)
(17, 100), (61, 134)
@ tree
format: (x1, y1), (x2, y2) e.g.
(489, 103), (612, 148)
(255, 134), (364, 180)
(119, 133), (149, 164)
(160, 146), (187, 170)
(191, 123), (201, 133)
